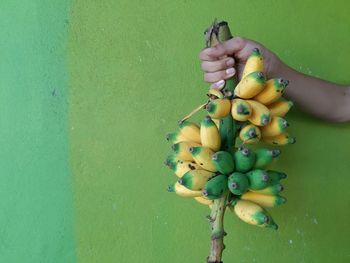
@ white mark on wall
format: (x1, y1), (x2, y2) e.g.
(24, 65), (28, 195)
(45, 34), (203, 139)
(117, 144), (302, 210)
(312, 218), (318, 225)
(289, 239), (293, 245)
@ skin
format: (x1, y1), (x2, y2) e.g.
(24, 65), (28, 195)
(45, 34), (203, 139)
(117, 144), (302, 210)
(199, 37), (350, 123)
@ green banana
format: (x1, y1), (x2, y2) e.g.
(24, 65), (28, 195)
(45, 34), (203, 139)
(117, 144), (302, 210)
(228, 172), (249, 195)
(218, 115), (235, 153)
(233, 146), (256, 173)
(203, 174), (228, 200)
(266, 170), (287, 185)
(246, 169), (270, 190)
(179, 170), (215, 191)
(253, 148), (281, 169)
(212, 151), (235, 175)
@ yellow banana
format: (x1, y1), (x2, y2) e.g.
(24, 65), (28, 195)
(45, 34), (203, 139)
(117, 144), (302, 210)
(166, 131), (188, 144)
(207, 88), (224, 100)
(242, 48), (264, 79)
(212, 118), (220, 129)
(234, 71), (266, 99)
(240, 191), (286, 208)
(194, 196), (213, 206)
(231, 98), (252, 121)
(263, 132), (296, 146)
(205, 98), (231, 119)
(239, 124), (261, 144)
(164, 156), (202, 177)
(268, 100), (294, 117)
(260, 116), (289, 137)
(190, 146), (217, 172)
(246, 100), (271, 126)
(179, 169), (215, 190)
(172, 141), (201, 161)
(231, 200), (277, 229)
(253, 78), (289, 105)
(168, 182), (202, 197)
(251, 183), (284, 195)
(200, 116), (221, 151)
(178, 120), (201, 144)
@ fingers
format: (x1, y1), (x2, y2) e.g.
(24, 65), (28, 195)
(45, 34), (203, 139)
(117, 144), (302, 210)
(199, 37), (246, 61)
(201, 57), (235, 73)
(204, 67), (236, 83)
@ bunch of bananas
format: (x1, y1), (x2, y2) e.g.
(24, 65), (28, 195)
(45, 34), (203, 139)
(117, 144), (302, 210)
(165, 47), (295, 230)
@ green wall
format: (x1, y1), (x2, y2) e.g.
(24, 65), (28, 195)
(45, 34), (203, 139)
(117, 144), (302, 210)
(1, 0), (349, 262)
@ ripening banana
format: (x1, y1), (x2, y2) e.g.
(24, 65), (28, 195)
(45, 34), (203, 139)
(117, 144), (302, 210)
(179, 169), (215, 191)
(194, 196), (213, 206)
(172, 141), (201, 161)
(268, 100), (294, 117)
(228, 172), (249, 195)
(239, 124), (261, 144)
(167, 182), (202, 197)
(240, 191), (286, 208)
(205, 98), (231, 119)
(212, 151), (235, 175)
(203, 174), (228, 200)
(212, 118), (220, 129)
(190, 146), (217, 172)
(219, 115), (235, 153)
(233, 146), (256, 173)
(253, 148), (281, 169)
(266, 170), (287, 185)
(164, 156), (202, 177)
(231, 199), (278, 229)
(260, 116), (289, 137)
(207, 88), (224, 100)
(253, 78), (289, 105)
(242, 48), (264, 79)
(246, 169), (270, 190)
(251, 183), (284, 195)
(166, 131), (188, 144)
(263, 132), (296, 146)
(246, 100), (271, 126)
(178, 120), (201, 144)
(200, 116), (221, 151)
(234, 71), (266, 99)
(231, 98), (252, 121)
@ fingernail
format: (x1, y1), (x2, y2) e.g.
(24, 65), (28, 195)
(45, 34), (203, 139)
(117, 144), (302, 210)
(212, 80), (225, 89)
(226, 58), (234, 67)
(226, 67), (235, 76)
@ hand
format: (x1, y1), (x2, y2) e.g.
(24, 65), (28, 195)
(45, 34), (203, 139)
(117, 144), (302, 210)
(199, 37), (282, 89)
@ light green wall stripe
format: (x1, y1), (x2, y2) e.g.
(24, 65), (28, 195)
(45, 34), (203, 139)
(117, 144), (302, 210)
(0, 1), (75, 262)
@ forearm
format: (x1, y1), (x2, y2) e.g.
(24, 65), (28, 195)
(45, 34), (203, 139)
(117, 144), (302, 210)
(270, 60), (350, 123)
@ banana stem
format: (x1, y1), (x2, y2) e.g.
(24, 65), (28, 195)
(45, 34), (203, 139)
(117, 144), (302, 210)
(179, 102), (208, 123)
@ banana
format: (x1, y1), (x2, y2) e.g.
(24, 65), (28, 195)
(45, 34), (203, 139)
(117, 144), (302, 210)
(231, 98), (252, 121)
(164, 156), (202, 177)
(246, 100), (271, 126)
(167, 182), (202, 197)
(205, 98), (231, 118)
(207, 88), (224, 100)
(212, 151), (235, 175)
(268, 100), (294, 117)
(166, 131), (188, 144)
(233, 146), (256, 173)
(203, 174), (228, 200)
(239, 124), (261, 144)
(212, 118), (220, 129)
(172, 141), (200, 161)
(263, 132), (296, 145)
(200, 116), (221, 151)
(251, 183), (284, 195)
(260, 116), (289, 137)
(190, 146), (217, 172)
(242, 48), (264, 79)
(234, 71), (266, 99)
(231, 199), (278, 229)
(194, 196), (213, 206)
(178, 120), (201, 144)
(179, 169), (215, 191)
(241, 191), (286, 208)
(228, 172), (249, 195)
(253, 78), (289, 105)
(219, 115), (235, 153)
(246, 169), (270, 190)
(253, 148), (281, 169)
(266, 170), (287, 185)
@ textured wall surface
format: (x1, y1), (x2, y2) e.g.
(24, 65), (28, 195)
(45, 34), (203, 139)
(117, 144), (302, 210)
(1, 0), (350, 262)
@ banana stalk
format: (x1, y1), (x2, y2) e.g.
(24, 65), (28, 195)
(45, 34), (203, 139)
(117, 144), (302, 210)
(205, 19), (238, 263)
